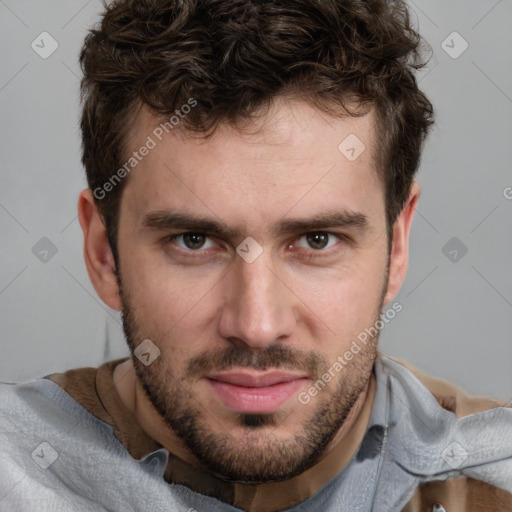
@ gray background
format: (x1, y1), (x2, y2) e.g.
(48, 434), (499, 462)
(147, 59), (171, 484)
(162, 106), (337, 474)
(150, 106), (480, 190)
(1, 1), (511, 400)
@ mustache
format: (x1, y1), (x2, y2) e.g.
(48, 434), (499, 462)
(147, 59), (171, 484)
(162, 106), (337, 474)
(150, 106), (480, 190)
(185, 344), (328, 380)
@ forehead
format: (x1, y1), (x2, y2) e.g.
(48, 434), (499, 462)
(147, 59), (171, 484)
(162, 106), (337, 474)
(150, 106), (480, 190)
(120, 97), (384, 232)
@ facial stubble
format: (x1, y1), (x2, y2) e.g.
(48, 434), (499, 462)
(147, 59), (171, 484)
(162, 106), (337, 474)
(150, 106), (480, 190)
(117, 271), (385, 484)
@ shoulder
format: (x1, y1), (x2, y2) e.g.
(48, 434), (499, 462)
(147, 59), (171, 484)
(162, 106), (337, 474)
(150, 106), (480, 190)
(389, 356), (509, 417)
(376, 356), (512, 511)
(47, 365), (110, 423)
(0, 370), (131, 510)
(0, 373), (99, 450)
(0, 365), (115, 469)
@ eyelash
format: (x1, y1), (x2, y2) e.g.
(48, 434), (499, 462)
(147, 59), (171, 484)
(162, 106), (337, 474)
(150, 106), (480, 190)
(165, 231), (348, 259)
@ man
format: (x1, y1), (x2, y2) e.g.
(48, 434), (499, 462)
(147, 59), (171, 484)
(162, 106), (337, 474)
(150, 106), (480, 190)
(1, 0), (511, 510)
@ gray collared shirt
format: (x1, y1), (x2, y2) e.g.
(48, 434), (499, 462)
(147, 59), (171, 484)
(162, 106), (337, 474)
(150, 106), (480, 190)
(1, 355), (511, 511)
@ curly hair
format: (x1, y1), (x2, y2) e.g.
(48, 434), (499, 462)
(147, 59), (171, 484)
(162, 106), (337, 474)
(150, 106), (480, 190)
(80, 0), (434, 264)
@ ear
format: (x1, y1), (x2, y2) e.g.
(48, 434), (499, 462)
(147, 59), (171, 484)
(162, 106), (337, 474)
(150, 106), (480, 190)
(383, 181), (420, 305)
(77, 188), (122, 311)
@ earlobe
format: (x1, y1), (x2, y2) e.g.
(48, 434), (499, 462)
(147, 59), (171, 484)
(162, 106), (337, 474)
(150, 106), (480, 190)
(78, 189), (122, 311)
(383, 181), (421, 306)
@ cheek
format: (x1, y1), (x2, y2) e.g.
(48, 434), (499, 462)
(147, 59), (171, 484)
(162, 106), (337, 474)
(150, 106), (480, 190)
(121, 254), (225, 353)
(288, 251), (386, 352)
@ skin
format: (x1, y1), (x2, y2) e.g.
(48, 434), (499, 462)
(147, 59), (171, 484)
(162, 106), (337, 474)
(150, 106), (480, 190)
(78, 96), (419, 483)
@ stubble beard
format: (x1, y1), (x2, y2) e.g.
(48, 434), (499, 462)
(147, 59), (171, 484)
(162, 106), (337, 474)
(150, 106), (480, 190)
(117, 274), (383, 484)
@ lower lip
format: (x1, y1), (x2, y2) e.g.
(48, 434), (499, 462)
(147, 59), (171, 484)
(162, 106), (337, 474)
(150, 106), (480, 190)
(207, 378), (308, 414)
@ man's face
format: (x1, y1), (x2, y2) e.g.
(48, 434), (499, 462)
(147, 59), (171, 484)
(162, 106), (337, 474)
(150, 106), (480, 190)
(115, 98), (390, 482)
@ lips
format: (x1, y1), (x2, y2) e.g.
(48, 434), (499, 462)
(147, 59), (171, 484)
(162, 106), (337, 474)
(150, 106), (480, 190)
(206, 371), (305, 388)
(205, 370), (309, 414)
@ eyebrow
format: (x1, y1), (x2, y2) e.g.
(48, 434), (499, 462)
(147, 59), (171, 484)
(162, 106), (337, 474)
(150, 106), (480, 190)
(141, 209), (369, 238)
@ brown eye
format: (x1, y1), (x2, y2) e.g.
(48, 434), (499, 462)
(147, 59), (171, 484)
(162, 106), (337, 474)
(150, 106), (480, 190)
(306, 232), (330, 250)
(173, 233), (214, 251)
(183, 233), (206, 249)
(294, 232), (342, 253)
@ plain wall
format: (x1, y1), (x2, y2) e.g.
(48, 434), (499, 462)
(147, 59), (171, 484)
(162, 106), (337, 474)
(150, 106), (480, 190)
(1, 0), (511, 400)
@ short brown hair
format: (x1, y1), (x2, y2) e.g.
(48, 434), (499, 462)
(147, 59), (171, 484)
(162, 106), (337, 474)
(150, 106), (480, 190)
(80, 0), (434, 264)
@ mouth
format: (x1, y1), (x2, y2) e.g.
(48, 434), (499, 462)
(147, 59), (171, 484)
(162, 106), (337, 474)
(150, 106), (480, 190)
(204, 370), (309, 414)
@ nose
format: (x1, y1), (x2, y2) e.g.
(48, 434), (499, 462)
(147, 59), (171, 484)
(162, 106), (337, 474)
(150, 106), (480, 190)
(217, 248), (297, 350)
